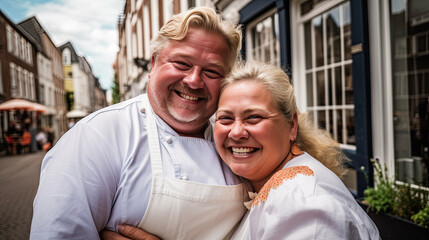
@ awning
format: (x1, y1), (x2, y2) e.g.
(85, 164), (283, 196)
(0, 98), (48, 113)
(66, 109), (89, 118)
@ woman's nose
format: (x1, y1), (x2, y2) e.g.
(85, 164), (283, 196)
(183, 68), (204, 89)
(228, 121), (249, 140)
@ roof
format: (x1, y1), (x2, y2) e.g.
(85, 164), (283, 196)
(58, 41), (80, 63)
(0, 10), (43, 53)
(17, 16), (47, 55)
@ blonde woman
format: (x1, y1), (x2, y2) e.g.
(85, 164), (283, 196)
(214, 62), (379, 239)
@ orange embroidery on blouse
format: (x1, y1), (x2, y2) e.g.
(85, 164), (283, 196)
(251, 166), (314, 207)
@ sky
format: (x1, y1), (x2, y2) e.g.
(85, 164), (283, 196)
(0, 0), (125, 90)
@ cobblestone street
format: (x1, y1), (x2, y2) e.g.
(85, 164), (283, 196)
(0, 151), (45, 240)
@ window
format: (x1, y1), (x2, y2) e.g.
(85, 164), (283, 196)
(29, 73), (35, 100)
(40, 84), (45, 105)
(24, 71), (28, 98)
(6, 25), (13, 53)
(10, 63), (17, 97)
(27, 43), (32, 64)
(246, 9), (281, 66)
(14, 32), (19, 56)
(390, 0), (429, 186)
(62, 48), (71, 65)
(17, 67), (22, 97)
(20, 37), (26, 60)
(301, 1), (354, 148)
(163, 0), (174, 25)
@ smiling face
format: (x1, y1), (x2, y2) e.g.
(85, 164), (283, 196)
(214, 80), (298, 190)
(147, 28), (231, 137)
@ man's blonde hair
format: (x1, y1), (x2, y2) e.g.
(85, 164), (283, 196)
(151, 7), (242, 71)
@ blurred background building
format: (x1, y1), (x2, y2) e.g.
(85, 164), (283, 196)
(0, 10), (107, 155)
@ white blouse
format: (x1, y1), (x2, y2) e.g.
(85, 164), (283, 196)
(232, 152), (380, 240)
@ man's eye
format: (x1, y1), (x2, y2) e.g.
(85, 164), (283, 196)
(174, 62), (191, 70)
(203, 69), (223, 79)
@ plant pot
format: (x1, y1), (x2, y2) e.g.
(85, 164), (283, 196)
(357, 200), (429, 240)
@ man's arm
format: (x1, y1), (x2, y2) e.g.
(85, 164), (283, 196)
(30, 123), (121, 239)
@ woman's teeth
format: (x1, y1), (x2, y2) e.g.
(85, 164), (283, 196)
(232, 147), (255, 155)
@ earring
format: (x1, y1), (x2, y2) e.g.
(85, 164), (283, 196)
(290, 137), (301, 156)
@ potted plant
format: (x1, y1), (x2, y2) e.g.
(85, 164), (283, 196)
(359, 158), (429, 240)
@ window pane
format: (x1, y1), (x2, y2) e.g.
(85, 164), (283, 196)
(334, 66), (342, 105)
(346, 109), (355, 145)
(343, 2), (352, 60)
(318, 110), (326, 129)
(326, 7), (341, 63)
(336, 109), (344, 143)
(390, 0), (429, 185)
(345, 64), (353, 104)
(313, 16), (324, 67)
(304, 22), (313, 69)
(306, 73), (314, 107)
(316, 70), (325, 106)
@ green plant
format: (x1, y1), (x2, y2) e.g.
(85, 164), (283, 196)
(362, 158), (429, 228)
(411, 205), (429, 228)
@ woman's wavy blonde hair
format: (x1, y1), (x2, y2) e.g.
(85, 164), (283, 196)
(221, 62), (349, 179)
(151, 7), (242, 71)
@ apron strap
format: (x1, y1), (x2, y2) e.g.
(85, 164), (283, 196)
(142, 95), (163, 175)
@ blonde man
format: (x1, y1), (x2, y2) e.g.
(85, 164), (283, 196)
(31, 7), (247, 240)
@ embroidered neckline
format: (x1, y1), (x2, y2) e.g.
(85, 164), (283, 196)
(251, 166), (314, 207)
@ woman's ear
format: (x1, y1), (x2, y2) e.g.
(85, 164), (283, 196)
(289, 111), (298, 141)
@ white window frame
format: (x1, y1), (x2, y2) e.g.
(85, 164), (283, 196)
(245, 8), (281, 66)
(291, 0), (355, 149)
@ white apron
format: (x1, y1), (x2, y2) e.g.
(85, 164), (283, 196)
(137, 97), (248, 240)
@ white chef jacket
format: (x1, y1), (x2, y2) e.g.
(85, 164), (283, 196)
(30, 94), (241, 239)
(232, 152), (380, 240)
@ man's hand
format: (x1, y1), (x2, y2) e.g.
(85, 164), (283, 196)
(100, 225), (161, 240)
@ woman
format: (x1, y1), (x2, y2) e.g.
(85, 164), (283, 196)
(214, 62), (379, 239)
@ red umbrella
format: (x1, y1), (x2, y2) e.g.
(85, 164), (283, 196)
(0, 99), (47, 113)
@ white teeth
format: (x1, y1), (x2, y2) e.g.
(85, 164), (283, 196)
(231, 147), (255, 155)
(180, 93), (198, 101)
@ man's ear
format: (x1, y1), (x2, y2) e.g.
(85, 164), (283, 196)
(149, 55), (156, 79)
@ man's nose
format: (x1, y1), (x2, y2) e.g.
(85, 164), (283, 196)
(228, 121), (249, 140)
(183, 68), (204, 89)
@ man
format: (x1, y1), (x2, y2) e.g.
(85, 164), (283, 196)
(30, 7), (248, 239)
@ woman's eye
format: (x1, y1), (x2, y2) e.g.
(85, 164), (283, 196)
(246, 115), (262, 123)
(217, 116), (233, 124)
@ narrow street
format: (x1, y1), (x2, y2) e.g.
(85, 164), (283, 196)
(0, 151), (45, 240)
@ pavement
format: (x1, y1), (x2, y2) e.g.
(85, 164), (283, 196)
(0, 151), (46, 240)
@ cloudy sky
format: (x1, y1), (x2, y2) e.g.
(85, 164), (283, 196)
(0, 0), (125, 90)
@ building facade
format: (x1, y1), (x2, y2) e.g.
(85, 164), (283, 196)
(58, 42), (107, 119)
(0, 10), (39, 152)
(18, 17), (67, 143)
